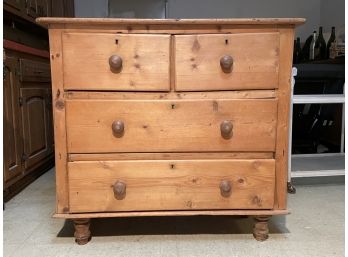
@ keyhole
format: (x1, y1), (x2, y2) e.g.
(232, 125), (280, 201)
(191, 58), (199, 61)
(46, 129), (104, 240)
(171, 104), (175, 109)
(170, 164), (175, 169)
(225, 39), (228, 45)
(115, 39), (119, 44)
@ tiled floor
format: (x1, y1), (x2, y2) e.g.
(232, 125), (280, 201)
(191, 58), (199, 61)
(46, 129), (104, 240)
(4, 168), (344, 257)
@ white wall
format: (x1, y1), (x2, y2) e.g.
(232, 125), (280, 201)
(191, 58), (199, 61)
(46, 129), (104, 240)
(74, 0), (344, 40)
(167, 0), (320, 39)
(320, 0), (345, 41)
(320, 0), (345, 29)
(74, 0), (108, 18)
(108, 0), (165, 18)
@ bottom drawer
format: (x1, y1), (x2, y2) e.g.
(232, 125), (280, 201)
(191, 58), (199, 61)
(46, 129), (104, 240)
(68, 159), (275, 213)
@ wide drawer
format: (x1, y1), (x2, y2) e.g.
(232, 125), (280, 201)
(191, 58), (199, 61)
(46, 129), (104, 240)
(62, 33), (170, 91)
(66, 99), (277, 153)
(68, 159), (275, 212)
(174, 33), (280, 91)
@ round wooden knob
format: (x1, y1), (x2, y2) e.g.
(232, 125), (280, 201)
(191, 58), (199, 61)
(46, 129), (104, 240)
(113, 180), (126, 200)
(112, 120), (124, 137)
(220, 120), (233, 139)
(109, 55), (123, 71)
(220, 180), (232, 197)
(220, 55), (233, 73)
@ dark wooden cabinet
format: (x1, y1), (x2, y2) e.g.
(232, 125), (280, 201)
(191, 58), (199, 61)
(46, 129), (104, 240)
(26, 0), (38, 18)
(26, 0), (50, 18)
(20, 87), (52, 170)
(4, 0), (25, 13)
(4, 56), (23, 182)
(4, 0), (74, 201)
(36, 0), (50, 17)
(4, 0), (72, 24)
(3, 51), (54, 200)
(50, 0), (74, 17)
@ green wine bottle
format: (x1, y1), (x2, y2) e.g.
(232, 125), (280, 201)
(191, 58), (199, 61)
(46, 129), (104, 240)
(326, 27), (336, 59)
(293, 37), (302, 63)
(309, 31), (316, 60)
(316, 27), (326, 59)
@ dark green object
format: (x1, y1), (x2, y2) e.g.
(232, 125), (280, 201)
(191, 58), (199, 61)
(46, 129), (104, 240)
(326, 27), (336, 58)
(316, 26), (326, 59)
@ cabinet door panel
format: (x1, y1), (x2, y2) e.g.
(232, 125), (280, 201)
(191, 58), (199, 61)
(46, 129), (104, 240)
(4, 57), (23, 182)
(21, 88), (50, 170)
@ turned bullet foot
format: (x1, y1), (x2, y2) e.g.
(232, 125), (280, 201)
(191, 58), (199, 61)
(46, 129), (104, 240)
(73, 219), (91, 245)
(253, 215), (270, 241)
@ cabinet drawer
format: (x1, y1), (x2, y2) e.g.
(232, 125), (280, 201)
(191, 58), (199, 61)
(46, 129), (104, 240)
(62, 33), (170, 91)
(68, 159), (275, 212)
(19, 59), (51, 82)
(174, 33), (280, 91)
(66, 99), (277, 153)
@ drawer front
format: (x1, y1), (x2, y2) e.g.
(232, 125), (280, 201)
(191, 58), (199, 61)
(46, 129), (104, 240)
(19, 59), (51, 82)
(68, 159), (275, 212)
(66, 99), (277, 153)
(174, 33), (280, 91)
(62, 33), (171, 91)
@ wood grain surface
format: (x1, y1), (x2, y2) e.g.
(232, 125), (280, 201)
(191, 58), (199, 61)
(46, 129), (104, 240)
(65, 90), (276, 100)
(68, 159), (275, 212)
(53, 209), (290, 219)
(62, 33), (170, 91)
(69, 152), (274, 161)
(48, 29), (69, 213)
(41, 19), (304, 218)
(66, 99), (278, 153)
(37, 18), (306, 26)
(175, 33), (280, 91)
(274, 28), (295, 209)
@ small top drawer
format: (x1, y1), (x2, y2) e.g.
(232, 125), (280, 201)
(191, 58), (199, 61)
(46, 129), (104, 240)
(174, 33), (280, 91)
(62, 33), (171, 91)
(19, 59), (51, 83)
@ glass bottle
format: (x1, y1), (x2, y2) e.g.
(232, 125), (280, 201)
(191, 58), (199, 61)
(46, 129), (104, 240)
(309, 31), (316, 60)
(293, 37), (302, 63)
(316, 26), (326, 59)
(326, 27), (336, 59)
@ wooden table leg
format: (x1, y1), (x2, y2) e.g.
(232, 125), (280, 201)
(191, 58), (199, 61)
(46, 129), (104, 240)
(73, 218), (91, 245)
(253, 215), (270, 241)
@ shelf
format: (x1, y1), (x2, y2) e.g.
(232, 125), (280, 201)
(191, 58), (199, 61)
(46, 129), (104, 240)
(291, 154), (345, 178)
(293, 94), (345, 104)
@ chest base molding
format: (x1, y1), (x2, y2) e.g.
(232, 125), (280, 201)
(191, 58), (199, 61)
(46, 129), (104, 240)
(53, 209), (289, 219)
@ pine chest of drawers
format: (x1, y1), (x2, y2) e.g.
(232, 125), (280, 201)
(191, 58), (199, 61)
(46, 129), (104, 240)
(37, 18), (305, 244)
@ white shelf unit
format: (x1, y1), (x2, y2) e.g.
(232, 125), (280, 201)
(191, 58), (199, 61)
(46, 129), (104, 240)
(291, 153), (345, 178)
(293, 94), (345, 104)
(288, 67), (345, 180)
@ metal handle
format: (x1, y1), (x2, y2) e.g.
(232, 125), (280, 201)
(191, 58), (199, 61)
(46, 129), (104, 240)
(220, 55), (233, 73)
(112, 120), (124, 137)
(220, 180), (232, 197)
(109, 55), (123, 71)
(113, 180), (126, 200)
(220, 120), (233, 139)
